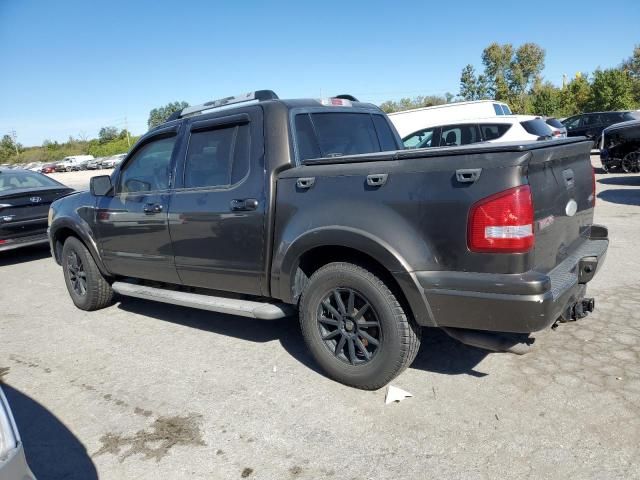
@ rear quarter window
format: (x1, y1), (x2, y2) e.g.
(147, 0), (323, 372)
(480, 123), (511, 140)
(520, 119), (552, 137)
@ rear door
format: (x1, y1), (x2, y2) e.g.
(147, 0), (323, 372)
(96, 130), (180, 283)
(168, 107), (266, 295)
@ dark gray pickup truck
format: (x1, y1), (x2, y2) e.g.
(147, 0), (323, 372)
(48, 91), (608, 389)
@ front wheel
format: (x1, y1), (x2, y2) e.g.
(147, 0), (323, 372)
(62, 237), (114, 311)
(299, 262), (421, 390)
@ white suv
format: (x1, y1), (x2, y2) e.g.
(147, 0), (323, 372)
(401, 115), (553, 149)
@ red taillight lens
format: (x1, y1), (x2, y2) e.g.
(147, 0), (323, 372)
(468, 185), (534, 253)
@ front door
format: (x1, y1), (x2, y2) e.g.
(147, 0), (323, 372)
(96, 133), (181, 284)
(168, 107), (266, 295)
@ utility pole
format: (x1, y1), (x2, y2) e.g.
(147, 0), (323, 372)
(9, 130), (18, 155)
(124, 117), (131, 148)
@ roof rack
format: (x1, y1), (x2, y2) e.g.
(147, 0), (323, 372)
(167, 90), (279, 121)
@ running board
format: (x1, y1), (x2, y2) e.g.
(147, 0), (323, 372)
(112, 282), (294, 320)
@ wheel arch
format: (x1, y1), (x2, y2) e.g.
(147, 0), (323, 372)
(50, 219), (111, 277)
(275, 227), (436, 326)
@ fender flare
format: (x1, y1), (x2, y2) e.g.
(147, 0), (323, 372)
(275, 226), (436, 326)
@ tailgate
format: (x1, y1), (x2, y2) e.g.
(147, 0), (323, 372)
(0, 187), (73, 239)
(527, 140), (595, 273)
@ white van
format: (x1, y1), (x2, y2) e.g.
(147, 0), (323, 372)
(56, 155), (95, 172)
(388, 100), (513, 138)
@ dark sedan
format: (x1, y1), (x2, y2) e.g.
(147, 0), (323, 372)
(0, 168), (74, 252)
(562, 111), (639, 147)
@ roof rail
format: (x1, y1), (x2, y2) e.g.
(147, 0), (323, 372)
(335, 94), (359, 102)
(166, 90), (278, 122)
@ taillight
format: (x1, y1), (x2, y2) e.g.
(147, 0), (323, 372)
(468, 185), (534, 253)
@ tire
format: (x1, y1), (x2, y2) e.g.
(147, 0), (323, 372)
(621, 151), (640, 174)
(62, 237), (113, 311)
(299, 262), (421, 390)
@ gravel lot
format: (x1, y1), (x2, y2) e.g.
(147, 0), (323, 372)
(1, 157), (639, 479)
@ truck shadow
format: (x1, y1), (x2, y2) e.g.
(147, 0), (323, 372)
(598, 175), (640, 186)
(2, 383), (98, 480)
(597, 189), (640, 206)
(0, 244), (51, 267)
(117, 299), (489, 378)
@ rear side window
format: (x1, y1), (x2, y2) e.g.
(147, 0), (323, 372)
(440, 124), (481, 146)
(294, 112), (397, 161)
(493, 103), (504, 115)
(184, 124), (250, 188)
(480, 123), (511, 140)
(520, 119), (552, 137)
(545, 118), (564, 128)
(501, 104), (512, 115)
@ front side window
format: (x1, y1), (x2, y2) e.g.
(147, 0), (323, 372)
(563, 116), (582, 130)
(183, 123), (250, 189)
(118, 136), (176, 193)
(403, 128), (436, 149)
(440, 124), (480, 146)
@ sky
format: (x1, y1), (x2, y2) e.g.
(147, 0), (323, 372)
(1, 0), (639, 146)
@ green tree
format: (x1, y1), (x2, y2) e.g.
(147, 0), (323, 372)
(379, 95), (449, 113)
(588, 68), (636, 111)
(621, 45), (640, 104)
(530, 82), (561, 116)
(98, 126), (119, 143)
(147, 101), (190, 129)
(459, 64), (489, 101)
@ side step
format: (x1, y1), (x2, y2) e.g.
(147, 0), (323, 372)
(112, 282), (294, 320)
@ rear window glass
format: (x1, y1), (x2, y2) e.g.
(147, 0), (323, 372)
(480, 123), (511, 140)
(0, 171), (61, 192)
(294, 112), (397, 161)
(520, 119), (552, 137)
(545, 118), (564, 128)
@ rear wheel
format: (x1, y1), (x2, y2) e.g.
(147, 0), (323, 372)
(299, 262), (421, 390)
(62, 237), (113, 311)
(621, 151), (640, 173)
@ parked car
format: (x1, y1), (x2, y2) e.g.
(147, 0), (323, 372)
(49, 90), (607, 390)
(600, 119), (640, 173)
(86, 157), (104, 170)
(388, 100), (513, 138)
(55, 155), (94, 172)
(544, 117), (567, 138)
(0, 168), (74, 252)
(562, 111), (639, 147)
(40, 163), (58, 174)
(101, 154), (127, 169)
(0, 386), (36, 479)
(401, 115), (552, 149)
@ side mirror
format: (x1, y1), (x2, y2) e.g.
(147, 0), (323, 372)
(90, 175), (113, 196)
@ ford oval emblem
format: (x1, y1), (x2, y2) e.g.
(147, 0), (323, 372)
(565, 199), (578, 217)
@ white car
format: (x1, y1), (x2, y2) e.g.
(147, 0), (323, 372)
(101, 153), (127, 169)
(388, 100), (513, 139)
(401, 115), (553, 149)
(55, 155), (94, 172)
(0, 386), (36, 480)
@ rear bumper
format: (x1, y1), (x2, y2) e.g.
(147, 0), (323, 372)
(416, 231), (608, 333)
(0, 233), (48, 253)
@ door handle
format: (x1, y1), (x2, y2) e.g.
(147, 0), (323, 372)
(366, 173), (388, 187)
(455, 168), (482, 183)
(296, 177), (315, 189)
(230, 198), (259, 211)
(143, 203), (163, 214)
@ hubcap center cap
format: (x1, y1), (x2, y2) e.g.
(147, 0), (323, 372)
(344, 319), (355, 332)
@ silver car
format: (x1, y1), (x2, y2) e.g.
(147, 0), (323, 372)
(0, 386), (35, 480)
